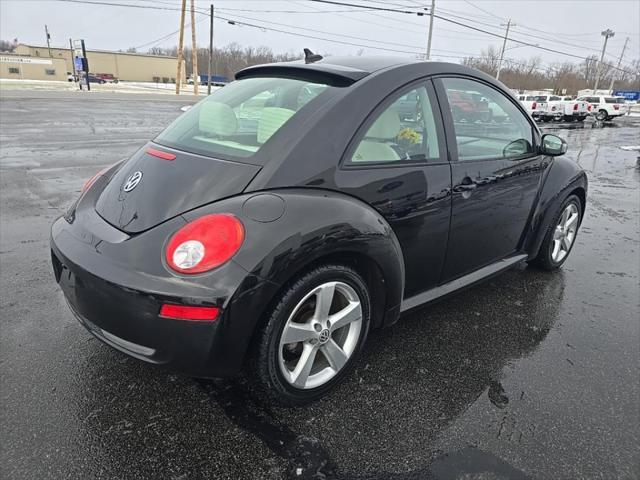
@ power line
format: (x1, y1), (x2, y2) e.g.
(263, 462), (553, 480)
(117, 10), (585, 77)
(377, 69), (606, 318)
(292, 0), (428, 35)
(215, 11), (425, 51)
(428, 13), (637, 75)
(51, 0), (639, 76)
(307, 0), (426, 15)
(461, 0), (506, 22)
(217, 14), (422, 54)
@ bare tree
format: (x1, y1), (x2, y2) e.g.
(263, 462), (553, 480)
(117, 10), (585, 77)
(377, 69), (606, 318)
(132, 41), (639, 93)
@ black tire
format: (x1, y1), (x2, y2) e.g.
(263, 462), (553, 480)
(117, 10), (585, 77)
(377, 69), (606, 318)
(595, 109), (607, 121)
(530, 194), (582, 270)
(253, 264), (371, 405)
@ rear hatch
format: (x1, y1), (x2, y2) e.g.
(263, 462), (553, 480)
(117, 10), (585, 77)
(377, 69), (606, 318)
(573, 101), (589, 113)
(95, 143), (260, 233)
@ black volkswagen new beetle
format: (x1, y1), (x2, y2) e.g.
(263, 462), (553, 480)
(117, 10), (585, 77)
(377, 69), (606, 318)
(51, 56), (587, 404)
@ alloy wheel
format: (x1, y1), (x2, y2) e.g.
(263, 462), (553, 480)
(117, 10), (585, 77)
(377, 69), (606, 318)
(551, 203), (579, 263)
(278, 281), (362, 389)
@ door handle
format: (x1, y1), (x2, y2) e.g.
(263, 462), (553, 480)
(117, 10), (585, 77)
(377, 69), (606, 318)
(455, 177), (478, 194)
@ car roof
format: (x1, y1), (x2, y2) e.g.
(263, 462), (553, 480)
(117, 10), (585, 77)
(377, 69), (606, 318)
(236, 56), (423, 85)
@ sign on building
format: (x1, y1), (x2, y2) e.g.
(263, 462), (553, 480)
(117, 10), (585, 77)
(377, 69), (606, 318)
(0, 56), (53, 65)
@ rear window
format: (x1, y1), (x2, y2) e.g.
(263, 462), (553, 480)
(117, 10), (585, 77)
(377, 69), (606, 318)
(549, 96), (562, 101)
(525, 96), (536, 101)
(155, 77), (330, 160)
(534, 96), (548, 102)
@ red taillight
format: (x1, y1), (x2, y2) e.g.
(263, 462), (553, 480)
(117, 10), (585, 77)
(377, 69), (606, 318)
(588, 104), (592, 111)
(146, 147), (176, 161)
(573, 103), (578, 111)
(613, 104), (620, 110)
(159, 304), (219, 321)
(165, 214), (244, 274)
(532, 101), (537, 110)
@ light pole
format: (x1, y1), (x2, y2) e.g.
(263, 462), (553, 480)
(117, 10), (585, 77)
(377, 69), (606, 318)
(426, 0), (435, 60)
(609, 36), (629, 92)
(593, 29), (614, 94)
(208, 3), (214, 95)
(496, 19), (514, 81)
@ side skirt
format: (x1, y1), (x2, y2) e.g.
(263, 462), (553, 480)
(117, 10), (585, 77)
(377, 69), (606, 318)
(400, 254), (528, 313)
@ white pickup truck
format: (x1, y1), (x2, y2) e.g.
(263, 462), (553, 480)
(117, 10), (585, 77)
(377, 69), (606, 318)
(534, 95), (589, 122)
(517, 95), (548, 121)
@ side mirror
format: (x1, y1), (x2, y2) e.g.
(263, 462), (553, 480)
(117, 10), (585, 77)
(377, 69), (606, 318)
(540, 134), (567, 156)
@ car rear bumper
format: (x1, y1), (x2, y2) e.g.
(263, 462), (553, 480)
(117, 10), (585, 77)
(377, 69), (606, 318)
(52, 242), (230, 376)
(50, 208), (267, 378)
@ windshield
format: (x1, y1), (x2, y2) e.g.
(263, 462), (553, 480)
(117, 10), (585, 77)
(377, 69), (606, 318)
(155, 77), (330, 160)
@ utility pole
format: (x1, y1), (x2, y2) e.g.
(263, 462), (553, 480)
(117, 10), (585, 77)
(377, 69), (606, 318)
(190, 0), (198, 96)
(426, 0), (435, 60)
(176, 0), (187, 95)
(68, 38), (78, 89)
(593, 28), (615, 94)
(45, 25), (52, 57)
(609, 36), (629, 92)
(81, 39), (90, 91)
(208, 3), (214, 95)
(496, 19), (513, 81)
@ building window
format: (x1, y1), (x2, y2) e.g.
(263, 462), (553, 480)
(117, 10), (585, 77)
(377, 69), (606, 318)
(8, 67), (20, 74)
(45, 69), (56, 76)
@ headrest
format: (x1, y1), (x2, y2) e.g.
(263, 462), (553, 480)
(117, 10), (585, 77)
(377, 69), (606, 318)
(199, 101), (237, 136)
(257, 107), (295, 144)
(366, 109), (401, 140)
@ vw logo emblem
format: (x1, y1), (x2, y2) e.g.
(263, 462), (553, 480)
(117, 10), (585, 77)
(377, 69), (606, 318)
(123, 171), (143, 192)
(318, 329), (331, 344)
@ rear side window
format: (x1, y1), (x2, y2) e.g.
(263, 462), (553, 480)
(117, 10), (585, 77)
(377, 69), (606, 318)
(604, 97), (619, 104)
(348, 85), (441, 164)
(155, 77), (329, 159)
(441, 77), (533, 162)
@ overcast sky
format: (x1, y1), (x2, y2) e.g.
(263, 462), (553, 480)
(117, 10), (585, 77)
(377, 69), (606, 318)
(1, 0), (639, 69)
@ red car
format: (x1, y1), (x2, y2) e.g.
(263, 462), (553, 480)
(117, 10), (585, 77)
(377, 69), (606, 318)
(448, 90), (491, 122)
(95, 73), (119, 84)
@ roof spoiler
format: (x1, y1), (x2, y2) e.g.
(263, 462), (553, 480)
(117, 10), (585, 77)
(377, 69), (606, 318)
(235, 62), (369, 87)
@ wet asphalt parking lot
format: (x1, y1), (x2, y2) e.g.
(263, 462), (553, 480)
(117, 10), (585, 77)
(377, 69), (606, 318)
(1, 90), (639, 480)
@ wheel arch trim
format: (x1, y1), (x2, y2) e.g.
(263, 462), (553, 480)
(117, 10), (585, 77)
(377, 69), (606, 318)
(182, 188), (406, 374)
(524, 157), (588, 260)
